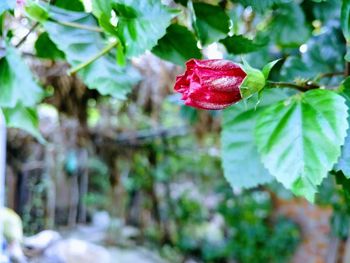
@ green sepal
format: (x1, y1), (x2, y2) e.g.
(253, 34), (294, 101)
(262, 59), (281, 80)
(240, 58), (265, 99)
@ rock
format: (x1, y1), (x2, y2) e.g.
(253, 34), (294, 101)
(92, 211), (110, 230)
(24, 230), (61, 251)
(42, 239), (111, 263)
(25, 230), (111, 263)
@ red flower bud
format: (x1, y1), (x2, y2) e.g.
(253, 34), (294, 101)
(174, 59), (247, 110)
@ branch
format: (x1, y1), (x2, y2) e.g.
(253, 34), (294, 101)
(266, 81), (318, 92)
(15, 22), (39, 48)
(69, 41), (118, 74)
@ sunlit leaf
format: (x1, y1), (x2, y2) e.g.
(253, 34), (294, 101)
(221, 89), (289, 189)
(112, 0), (179, 57)
(42, 5), (141, 99)
(3, 105), (44, 143)
(0, 45), (43, 108)
(255, 90), (348, 201)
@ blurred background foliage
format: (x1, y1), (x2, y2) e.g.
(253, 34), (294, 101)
(1, 0), (350, 262)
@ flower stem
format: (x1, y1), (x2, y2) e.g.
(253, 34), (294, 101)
(69, 41), (118, 75)
(55, 20), (103, 33)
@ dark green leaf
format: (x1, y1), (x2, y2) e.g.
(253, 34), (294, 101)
(0, 45), (43, 108)
(152, 24), (202, 66)
(174, 0), (188, 6)
(221, 89), (289, 189)
(268, 3), (310, 47)
(192, 3), (230, 46)
(220, 35), (268, 55)
(35, 32), (65, 60)
(310, 0), (340, 22)
(55, 0), (84, 11)
(42, 5), (141, 99)
(341, 0), (350, 42)
(255, 90), (348, 201)
(2, 105), (44, 143)
(112, 0), (179, 57)
(281, 24), (345, 82)
(302, 24), (345, 75)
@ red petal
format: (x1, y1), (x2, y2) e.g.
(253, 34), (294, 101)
(194, 68), (246, 92)
(189, 59), (244, 72)
(175, 59), (246, 110)
(188, 88), (241, 105)
(185, 99), (234, 110)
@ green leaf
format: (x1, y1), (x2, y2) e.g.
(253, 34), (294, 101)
(0, 45), (43, 108)
(240, 59), (265, 99)
(2, 105), (44, 143)
(25, 0), (49, 22)
(341, 0), (350, 42)
(192, 2), (230, 46)
(311, 0), (340, 22)
(35, 32), (65, 60)
(262, 59), (281, 80)
(42, 5), (141, 99)
(174, 0), (188, 6)
(220, 35), (268, 55)
(92, 0), (111, 17)
(335, 77), (350, 178)
(0, 0), (15, 15)
(152, 24), (202, 66)
(116, 44), (126, 66)
(92, 0), (116, 35)
(268, 3), (310, 47)
(230, 0), (291, 13)
(221, 89), (289, 189)
(281, 24), (345, 82)
(55, 0), (84, 11)
(255, 90), (349, 201)
(112, 0), (179, 57)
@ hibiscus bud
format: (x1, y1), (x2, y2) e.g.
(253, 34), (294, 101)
(174, 59), (265, 110)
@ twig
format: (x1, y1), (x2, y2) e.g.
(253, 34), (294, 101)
(15, 22), (39, 48)
(314, 71), (345, 82)
(69, 41), (118, 74)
